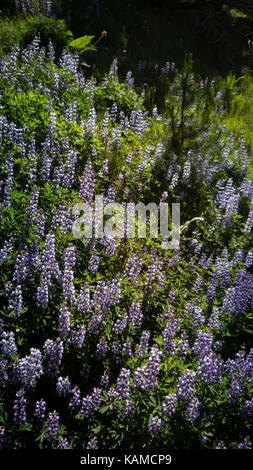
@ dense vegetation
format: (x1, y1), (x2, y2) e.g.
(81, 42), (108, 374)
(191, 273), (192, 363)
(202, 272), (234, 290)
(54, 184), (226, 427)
(0, 0), (252, 450)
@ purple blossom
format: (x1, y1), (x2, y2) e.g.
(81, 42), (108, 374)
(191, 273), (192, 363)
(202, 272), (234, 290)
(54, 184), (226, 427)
(56, 376), (72, 397)
(45, 411), (60, 440)
(69, 325), (86, 349)
(43, 338), (64, 377)
(58, 302), (71, 337)
(80, 387), (102, 418)
(57, 438), (70, 449)
(68, 385), (81, 410)
(185, 398), (201, 424)
(34, 399), (47, 421)
(13, 388), (27, 427)
(148, 416), (162, 436)
(96, 336), (108, 360)
(1, 331), (17, 357)
(177, 369), (196, 402)
(133, 344), (162, 391)
(79, 159), (96, 203)
(87, 437), (98, 449)
(12, 348), (43, 388)
(162, 394), (177, 417)
(122, 400), (135, 421)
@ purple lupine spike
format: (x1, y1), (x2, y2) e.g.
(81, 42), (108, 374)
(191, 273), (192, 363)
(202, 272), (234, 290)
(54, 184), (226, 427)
(128, 300), (143, 328)
(43, 338), (64, 377)
(176, 369), (196, 401)
(0, 426), (6, 449)
(88, 250), (100, 274)
(79, 159), (96, 203)
(34, 399), (47, 422)
(62, 244), (76, 304)
(56, 376), (72, 397)
(148, 416), (162, 436)
(57, 438), (70, 449)
(35, 208), (45, 238)
(162, 313), (179, 357)
(0, 359), (8, 382)
(58, 302), (71, 338)
(13, 388), (27, 427)
(87, 437), (98, 449)
(162, 394), (177, 417)
(62, 150), (77, 189)
(0, 237), (14, 264)
(122, 337), (132, 357)
(137, 330), (150, 357)
(192, 330), (213, 358)
(133, 344), (162, 392)
(3, 154), (14, 207)
(96, 336), (108, 360)
(45, 411), (60, 440)
(123, 255), (143, 284)
(51, 201), (73, 235)
(69, 325), (86, 349)
(197, 352), (223, 385)
(122, 399), (135, 421)
(99, 367), (110, 389)
(8, 284), (23, 317)
(12, 348), (43, 388)
(176, 332), (189, 361)
(185, 398), (201, 424)
(87, 310), (103, 335)
(0, 331), (17, 357)
(114, 368), (131, 400)
(113, 310), (128, 335)
(80, 387), (102, 418)
(77, 283), (90, 314)
(68, 385), (81, 410)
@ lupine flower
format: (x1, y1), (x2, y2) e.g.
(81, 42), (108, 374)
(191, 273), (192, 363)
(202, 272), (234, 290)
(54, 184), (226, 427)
(34, 399), (47, 421)
(80, 387), (102, 418)
(133, 344), (162, 391)
(69, 385), (81, 410)
(13, 389), (27, 427)
(122, 399), (135, 421)
(12, 348), (43, 388)
(0, 359), (8, 383)
(45, 411), (60, 440)
(96, 336), (108, 360)
(87, 437), (98, 449)
(0, 426), (6, 449)
(177, 369), (196, 401)
(1, 331), (17, 357)
(197, 353), (223, 385)
(162, 394), (177, 417)
(79, 159), (96, 203)
(57, 438), (70, 449)
(58, 302), (71, 337)
(0, 237), (14, 264)
(185, 398), (201, 424)
(122, 338), (132, 357)
(113, 368), (131, 400)
(69, 325), (86, 349)
(192, 330), (213, 357)
(62, 244), (76, 304)
(128, 300), (143, 328)
(56, 376), (72, 397)
(148, 416), (162, 436)
(162, 313), (179, 356)
(43, 338), (64, 377)
(137, 330), (150, 357)
(238, 437), (251, 449)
